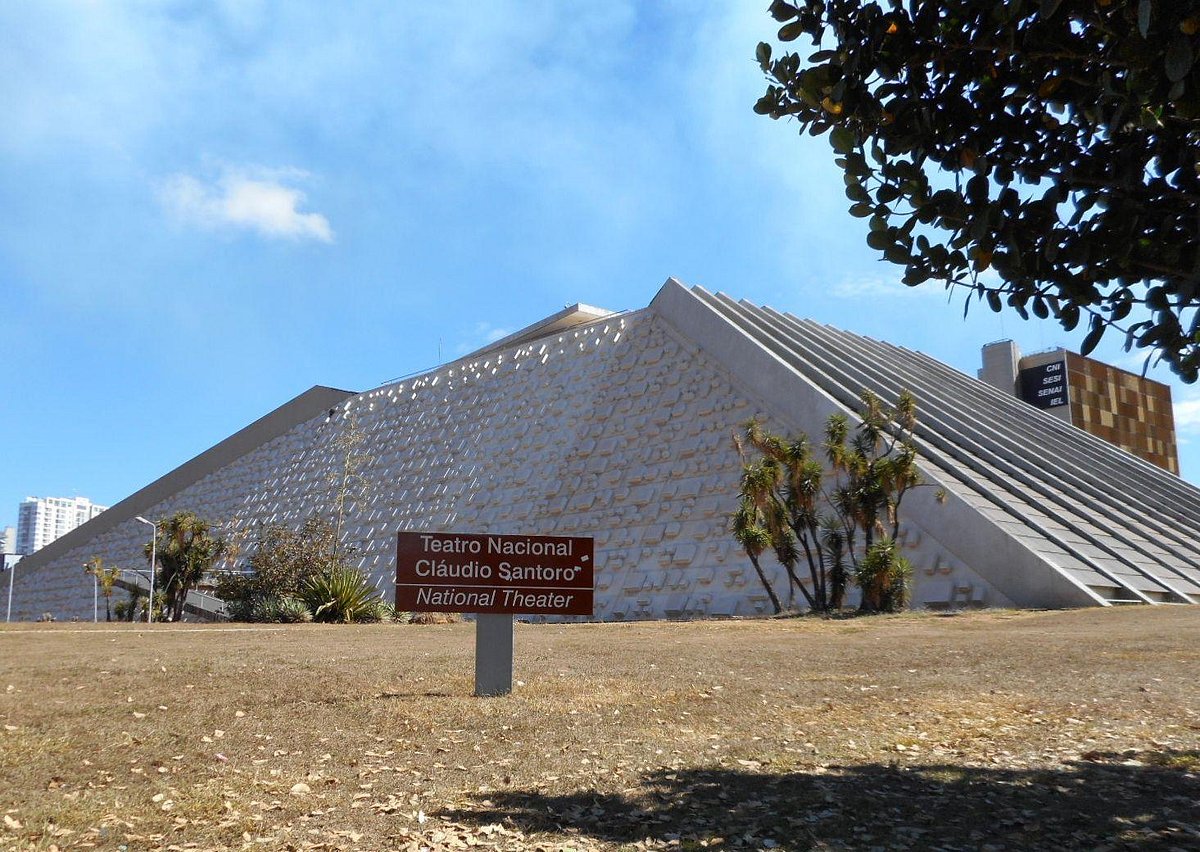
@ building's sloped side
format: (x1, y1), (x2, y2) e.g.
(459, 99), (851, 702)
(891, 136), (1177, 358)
(6, 310), (760, 620)
(651, 281), (1087, 609)
(669, 284), (1200, 606)
(11, 291), (1024, 621)
(21, 278), (1191, 620)
(7, 386), (355, 620)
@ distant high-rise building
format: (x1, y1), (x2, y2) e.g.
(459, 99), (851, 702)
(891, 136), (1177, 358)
(16, 497), (107, 556)
(980, 341), (1179, 474)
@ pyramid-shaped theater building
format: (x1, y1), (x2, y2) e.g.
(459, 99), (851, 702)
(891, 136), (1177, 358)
(11, 279), (1200, 620)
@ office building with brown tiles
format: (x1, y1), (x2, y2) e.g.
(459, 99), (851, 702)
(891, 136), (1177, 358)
(980, 341), (1179, 474)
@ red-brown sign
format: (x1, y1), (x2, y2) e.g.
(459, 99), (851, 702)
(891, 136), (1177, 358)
(395, 532), (594, 616)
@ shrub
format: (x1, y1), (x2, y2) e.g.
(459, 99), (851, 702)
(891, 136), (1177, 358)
(409, 611), (461, 625)
(372, 600), (400, 623)
(252, 595), (313, 624)
(223, 596), (256, 622)
(115, 588), (163, 622)
(215, 518), (347, 621)
(300, 567), (382, 624)
(855, 539), (913, 614)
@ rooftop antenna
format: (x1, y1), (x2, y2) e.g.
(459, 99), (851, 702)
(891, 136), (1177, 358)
(438, 338), (443, 364)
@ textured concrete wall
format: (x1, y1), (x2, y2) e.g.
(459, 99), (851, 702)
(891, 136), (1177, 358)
(10, 308), (1012, 621)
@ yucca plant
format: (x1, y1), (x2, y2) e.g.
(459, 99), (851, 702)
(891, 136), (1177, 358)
(372, 600), (400, 623)
(300, 567), (381, 623)
(855, 538), (913, 614)
(273, 596), (314, 624)
(250, 595), (313, 623)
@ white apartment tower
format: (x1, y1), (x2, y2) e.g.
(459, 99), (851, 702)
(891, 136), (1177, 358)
(16, 497), (107, 556)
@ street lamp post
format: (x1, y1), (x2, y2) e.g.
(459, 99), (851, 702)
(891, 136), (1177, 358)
(4, 557), (13, 624)
(135, 517), (156, 624)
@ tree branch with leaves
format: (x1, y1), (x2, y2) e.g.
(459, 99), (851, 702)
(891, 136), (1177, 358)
(757, 0), (1200, 380)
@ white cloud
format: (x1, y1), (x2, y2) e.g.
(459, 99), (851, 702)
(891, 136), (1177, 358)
(830, 275), (946, 300)
(1174, 396), (1200, 434)
(454, 323), (514, 356)
(481, 325), (512, 344)
(159, 168), (333, 242)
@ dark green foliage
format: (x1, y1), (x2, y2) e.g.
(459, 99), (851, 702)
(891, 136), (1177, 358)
(146, 512), (226, 622)
(216, 517), (384, 624)
(757, 1), (1200, 381)
(113, 596), (134, 622)
(254, 595), (313, 624)
(373, 600), (402, 623)
(299, 566), (383, 624)
(734, 389), (920, 614)
(214, 518), (344, 621)
(856, 538), (913, 613)
(115, 588), (165, 622)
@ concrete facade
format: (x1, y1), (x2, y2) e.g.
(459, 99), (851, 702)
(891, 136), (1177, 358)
(9, 280), (1200, 621)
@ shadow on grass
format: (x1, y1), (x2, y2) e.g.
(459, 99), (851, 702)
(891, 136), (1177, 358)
(439, 750), (1199, 850)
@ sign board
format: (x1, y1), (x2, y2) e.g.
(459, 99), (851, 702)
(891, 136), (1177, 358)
(395, 531), (594, 617)
(1020, 359), (1069, 410)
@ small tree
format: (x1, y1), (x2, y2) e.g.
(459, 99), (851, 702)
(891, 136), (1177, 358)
(215, 517), (345, 620)
(731, 500), (785, 614)
(733, 389), (922, 614)
(214, 517), (385, 624)
(146, 512), (226, 622)
(83, 556), (121, 622)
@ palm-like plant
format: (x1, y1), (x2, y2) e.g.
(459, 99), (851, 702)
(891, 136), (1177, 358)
(300, 567), (382, 623)
(732, 389), (923, 615)
(146, 512), (227, 622)
(731, 500), (784, 614)
(84, 556), (122, 622)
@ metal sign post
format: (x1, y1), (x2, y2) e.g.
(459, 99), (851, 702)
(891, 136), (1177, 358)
(474, 614), (515, 696)
(396, 531), (595, 697)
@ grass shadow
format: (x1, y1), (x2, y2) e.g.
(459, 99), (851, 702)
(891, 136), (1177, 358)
(438, 750), (1200, 849)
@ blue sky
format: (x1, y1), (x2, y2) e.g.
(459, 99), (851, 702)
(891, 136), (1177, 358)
(3, 1), (1198, 534)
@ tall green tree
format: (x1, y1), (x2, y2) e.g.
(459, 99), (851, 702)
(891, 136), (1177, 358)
(756, 1), (1200, 381)
(733, 389), (921, 614)
(146, 512), (226, 622)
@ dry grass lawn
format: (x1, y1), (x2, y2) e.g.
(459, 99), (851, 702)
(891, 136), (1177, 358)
(1, 608), (1198, 851)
